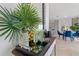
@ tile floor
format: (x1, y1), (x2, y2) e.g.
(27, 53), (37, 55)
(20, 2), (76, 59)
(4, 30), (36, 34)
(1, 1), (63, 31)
(56, 37), (79, 56)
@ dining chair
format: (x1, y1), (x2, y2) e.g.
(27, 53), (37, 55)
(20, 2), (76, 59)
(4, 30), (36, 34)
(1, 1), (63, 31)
(73, 31), (79, 37)
(57, 30), (64, 39)
(64, 31), (74, 41)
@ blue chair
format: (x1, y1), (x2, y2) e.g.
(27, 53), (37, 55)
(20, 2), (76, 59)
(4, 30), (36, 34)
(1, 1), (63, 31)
(64, 31), (74, 41)
(73, 31), (79, 37)
(57, 30), (64, 39)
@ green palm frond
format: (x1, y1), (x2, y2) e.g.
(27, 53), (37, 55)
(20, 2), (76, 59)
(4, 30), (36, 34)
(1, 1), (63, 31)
(4, 29), (12, 40)
(11, 3), (41, 30)
(0, 5), (21, 42)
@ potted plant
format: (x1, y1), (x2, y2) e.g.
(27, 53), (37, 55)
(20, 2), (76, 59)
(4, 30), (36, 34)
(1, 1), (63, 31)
(0, 3), (41, 48)
(70, 25), (79, 31)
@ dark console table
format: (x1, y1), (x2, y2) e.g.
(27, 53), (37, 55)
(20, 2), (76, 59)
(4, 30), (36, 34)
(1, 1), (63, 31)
(12, 37), (56, 56)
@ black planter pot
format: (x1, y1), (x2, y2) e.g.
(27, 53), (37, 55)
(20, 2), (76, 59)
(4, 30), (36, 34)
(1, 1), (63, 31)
(44, 31), (51, 38)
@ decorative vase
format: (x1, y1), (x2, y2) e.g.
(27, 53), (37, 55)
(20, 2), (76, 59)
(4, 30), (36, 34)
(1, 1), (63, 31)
(19, 32), (30, 49)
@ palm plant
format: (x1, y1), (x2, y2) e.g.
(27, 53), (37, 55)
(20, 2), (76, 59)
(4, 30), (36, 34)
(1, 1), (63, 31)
(0, 5), (21, 42)
(0, 3), (41, 47)
(11, 3), (41, 47)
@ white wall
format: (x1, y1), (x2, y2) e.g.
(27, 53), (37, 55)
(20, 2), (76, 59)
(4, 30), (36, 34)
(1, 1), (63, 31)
(0, 3), (17, 10)
(49, 3), (79, 19)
